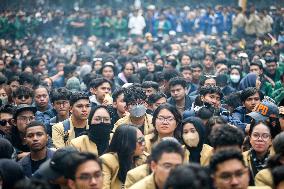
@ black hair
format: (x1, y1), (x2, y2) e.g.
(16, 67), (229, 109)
(112, 88), (125, 102)
(190, 63), (203, 70)
(214, 59), (228, 67)
(199, 85), (223, 99)
(14, 179), (51, 189)
(272, 166), (284, 188)
(272, 132), (284, 154)
(7, 76), (20, 85)
(123, 86), (147, 105)
(209, 150), (246, 174)
(0, 74), (7, 85)
(205, 116), (227, 143)
(12, 85), (34, 98)
(34, 85), (49, 94)
(151, 104), (182, 143)
(223, 92), (242, 111)
(68, 152), (102, 180)
(25, 121), (47, 135)
(169, 77), (187, 89)
(19, 72), (35, 86)
(107, 125), (138, 183)
(205, 53), (215, 61)
(69, 92), (89, 106)
(240, 87), (263, 102)
(83, 73), (99, 88)
(209, 125), (245, 149)
(88, 78), (112, 89)
(50, 87), (71, 103)
(30, 58), (45, 69)
(0, 104), (16, 115)
(88, 105), (111, 126)
(63, 64), (77, 77)
(164, 164), (211, 189)
(141, 81), (159, 91)
(166, 59), (178, 68)
(199, 75), (216, 87)
(178, 52), (191, 62)
(121, 62), (135, 73)
(99, 64), (117, 76)
(0, 138), (14, 159)
(0, 159), (25, 189)
(148, 92), (167, 105)
(179, 65), (192, 73)
(151, 138), (184, 162)
(163, 69), (180, 82)
(250, 60), (263, 70)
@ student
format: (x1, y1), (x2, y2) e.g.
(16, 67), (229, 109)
(0, 104), (15, 139)
(167, 77), (194, 115)
(210, 150), (250, 189)
(141, 81), (159, 98)
(67, 152), (103, 189)
(71, 106), (112, 156)
(18, 121), (54, 177)
(52, 92), (91, 148)
(89, 78), (112, 108)
(129, 138), (184, 189)
(111, 88), (127, 125)
(113, 85), (154, 135)
(147, 92), (167, 114)
(100, 125), (146, 189)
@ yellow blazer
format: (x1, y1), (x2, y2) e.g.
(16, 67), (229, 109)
(113, 114), (154, 135)
(125, 164), (150, 189)
(100, 153), (122, 189)
(100, 152), (149, 189)
(248, 186), (272, 189)
(183, 144), (213, 166)
(255, 168), (273, 188)
(52, 116), (89, 148)
(129, 173), (156, 189)
(70, 135), (98, 155)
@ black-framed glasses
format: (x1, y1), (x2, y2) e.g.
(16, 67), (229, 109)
(0, 119), (12, 126)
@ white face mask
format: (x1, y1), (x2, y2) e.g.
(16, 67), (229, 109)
(183, 132), (199, 147)
(0, 97), (8, 105)
(230, 74), (240, 83)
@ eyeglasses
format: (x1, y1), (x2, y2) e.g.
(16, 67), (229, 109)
(17, 95), (31, 100)
(157, 116), (175, 123)
(251, 132), (271, 141)
(93, 116), (111, 123)
(54, 100), (70, 106)
(0, 119), (12, 126)
(136, 136), (145, 145)
(76, 172), (103, 182)
(218, 169), (247, 182)
(158, 163), (180, 171)
(17, 116), (35, 122)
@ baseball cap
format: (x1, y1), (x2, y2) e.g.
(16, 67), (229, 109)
(14, 104), (37, 119)
(247, 100), (279, 122)
(33, 147), (78, 180)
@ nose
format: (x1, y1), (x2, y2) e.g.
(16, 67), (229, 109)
(230, 176), (240, 186)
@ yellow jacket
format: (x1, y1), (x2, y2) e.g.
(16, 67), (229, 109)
(52, 116), (89, 148)
(125, 164), (150, 188)
(184, 144), (213, 166)
(113, 114), (154, 135)
(70, 135), (98, 155)
(129, 173), (156, 189)
(100, 152), (149, 189)
(255, 168), (273, 188)
(248, 187), (272, 189)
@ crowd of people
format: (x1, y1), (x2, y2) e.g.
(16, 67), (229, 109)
(0, 2), (284, 189)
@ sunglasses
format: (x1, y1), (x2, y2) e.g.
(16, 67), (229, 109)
(17, 95), (31, 100)
(0, 119), (12, 126)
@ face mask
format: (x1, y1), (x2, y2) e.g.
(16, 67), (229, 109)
(0, 97), (8, 106)
(129, 104), (146, 118)
(230, 74), (240, 83)
(88, 123), (111, 143)
(183, 132), (199, 147)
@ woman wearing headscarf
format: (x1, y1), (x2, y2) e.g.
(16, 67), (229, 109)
(180, 117), (213, 166)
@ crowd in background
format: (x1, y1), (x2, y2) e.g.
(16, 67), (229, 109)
(0, 2), (284, 189)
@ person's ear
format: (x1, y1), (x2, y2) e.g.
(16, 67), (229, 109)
(200, 95), (205, 102)
(67, 179), (76, 189)
(113, 101), (117, 108)
(11, 118), (16, 126)
(150, 161), (157, 173)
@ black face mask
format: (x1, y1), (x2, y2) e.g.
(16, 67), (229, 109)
(88, 123), (111, 155)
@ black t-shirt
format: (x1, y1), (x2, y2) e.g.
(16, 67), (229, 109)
(31, 157), (47, 174)
(74, 127), (86, 138)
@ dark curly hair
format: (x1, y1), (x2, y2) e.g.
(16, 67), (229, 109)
(123, 85), (147, 105)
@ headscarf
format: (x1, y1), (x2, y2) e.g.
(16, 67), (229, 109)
(239, 73), (257, 90)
